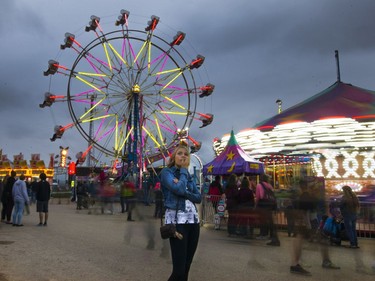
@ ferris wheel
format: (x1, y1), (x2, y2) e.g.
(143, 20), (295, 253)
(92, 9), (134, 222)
(41, 10), (214, 172)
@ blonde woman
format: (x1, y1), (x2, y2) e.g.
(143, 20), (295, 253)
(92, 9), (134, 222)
(340, 185), (360, 248)
(160, 144), (201, 281)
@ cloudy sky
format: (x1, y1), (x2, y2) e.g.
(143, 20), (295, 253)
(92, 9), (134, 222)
(1, 0), (375, 167)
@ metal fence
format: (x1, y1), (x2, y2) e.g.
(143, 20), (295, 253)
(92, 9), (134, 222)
(200, 195), (375, 237)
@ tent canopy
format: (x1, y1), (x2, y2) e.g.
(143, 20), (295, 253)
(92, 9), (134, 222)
(203, 130), (264, 175)
(255, 81), (375, 130)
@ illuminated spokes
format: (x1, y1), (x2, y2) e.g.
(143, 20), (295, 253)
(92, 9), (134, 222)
(43, 11), (214, 167)
(54, 19), (205, 160)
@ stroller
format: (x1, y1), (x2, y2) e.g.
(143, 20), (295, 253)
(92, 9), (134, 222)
(320, 213), (347, 246)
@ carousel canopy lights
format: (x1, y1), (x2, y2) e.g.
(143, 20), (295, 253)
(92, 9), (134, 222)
(334, 181), (363, 192)
(212, 80), (375, 184)
(214, 117), (375, 157)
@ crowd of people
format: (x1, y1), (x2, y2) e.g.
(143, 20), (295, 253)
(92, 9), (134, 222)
(206, 173), (280, 246)
(1, 163), (371, 278)
(0, 171), (50, 227)
(203, 172), (369, 276)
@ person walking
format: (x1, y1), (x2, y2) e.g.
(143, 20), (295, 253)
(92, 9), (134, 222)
(1, 175), (9, 223)
(254, 174), (280, 246)
(30, 178), (38, 205)
(208, 175), (223, 211)
(160, 143), (201, 281)
(224, 174), (239, 236)
(2, 171), (17, 224)
(340, 185), (360, 248)
(36, 173), (51, 226)
(123, 176), (136, 221)
(12, 174), (30, 226)
(76, 181), (89, 210)
(290, 178), (340, 276)
(237, 176), (255, 237)
(153, 181), (163, 219)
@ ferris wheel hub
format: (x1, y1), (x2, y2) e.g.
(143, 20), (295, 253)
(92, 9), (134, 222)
(132, 84), (141, 94)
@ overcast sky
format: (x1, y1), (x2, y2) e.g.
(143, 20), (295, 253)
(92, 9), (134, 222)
(1, 0), (375, 166)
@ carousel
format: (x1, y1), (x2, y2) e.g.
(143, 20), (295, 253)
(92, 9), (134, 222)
(213, 53), (375, 192)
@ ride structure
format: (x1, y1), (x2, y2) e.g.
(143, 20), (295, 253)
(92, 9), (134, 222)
(41, 10), (214, 186)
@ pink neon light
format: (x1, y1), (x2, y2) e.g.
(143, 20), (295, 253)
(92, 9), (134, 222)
(155, 55), (170, 81)
(95, 19), (104, 33)
(93, 107), (112, 140)
(128, 39), (140, 69)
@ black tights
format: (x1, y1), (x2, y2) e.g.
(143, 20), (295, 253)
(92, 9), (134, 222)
(168, 224), (200, 281)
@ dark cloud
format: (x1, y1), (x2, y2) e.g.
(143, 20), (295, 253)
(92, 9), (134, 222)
(1, 0), (375, 165)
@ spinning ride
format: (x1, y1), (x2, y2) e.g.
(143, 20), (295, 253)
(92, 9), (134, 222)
(41, 10), (214, 177)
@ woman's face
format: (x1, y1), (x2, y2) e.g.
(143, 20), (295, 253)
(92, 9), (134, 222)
(174, 148), (189, 168)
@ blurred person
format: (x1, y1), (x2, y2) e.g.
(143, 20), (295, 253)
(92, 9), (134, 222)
(160, 143), (201, 281)
(122, 175), (136, 221)
(284, 198), (296, 237)
(290, 179), (340, 276)
(1, 175), (9, 223)
(208, 175), (223, 211)
(224, 174), (239, 236)
(12, 174), (29, 226)
(99, 177), (116, 215)
(36, 173), (51, 226)
(143, 175), (153, 206)
(254, 174), (280, 246)
(30, 178), (38, 205)
(76, 181), (89, 210)
(340, 185), (360, 248)
(120, 177), (127, 213)
(0, 177), (3, 202)
(237, 176), (255, 237)
(2, 171), (17, 224)
(202, 177), (210, 195)
(153, 181), (163, 218)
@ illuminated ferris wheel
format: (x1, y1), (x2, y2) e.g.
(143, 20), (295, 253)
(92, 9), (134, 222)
(41, 10), (214, 171)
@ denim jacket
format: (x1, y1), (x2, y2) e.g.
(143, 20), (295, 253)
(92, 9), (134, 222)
(160, 166), (201, 211)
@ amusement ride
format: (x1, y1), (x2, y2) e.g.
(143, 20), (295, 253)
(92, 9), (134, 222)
(40, 10), (214, 183)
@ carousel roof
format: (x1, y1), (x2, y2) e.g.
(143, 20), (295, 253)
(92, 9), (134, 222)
(255, 81), (375, 130)
(213, 81), (375, 157)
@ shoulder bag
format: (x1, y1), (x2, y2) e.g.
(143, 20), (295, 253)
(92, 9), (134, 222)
(258, 182), (277, 210)
(160, 200), (183, 240)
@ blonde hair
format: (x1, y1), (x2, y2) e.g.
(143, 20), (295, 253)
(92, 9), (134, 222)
(167, 144), (190, 168)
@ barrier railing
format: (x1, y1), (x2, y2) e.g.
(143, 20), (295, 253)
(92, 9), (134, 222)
(201, 195), (375, 237)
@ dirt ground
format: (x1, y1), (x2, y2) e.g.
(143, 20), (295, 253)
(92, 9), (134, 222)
(1, 202), (375, 281)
